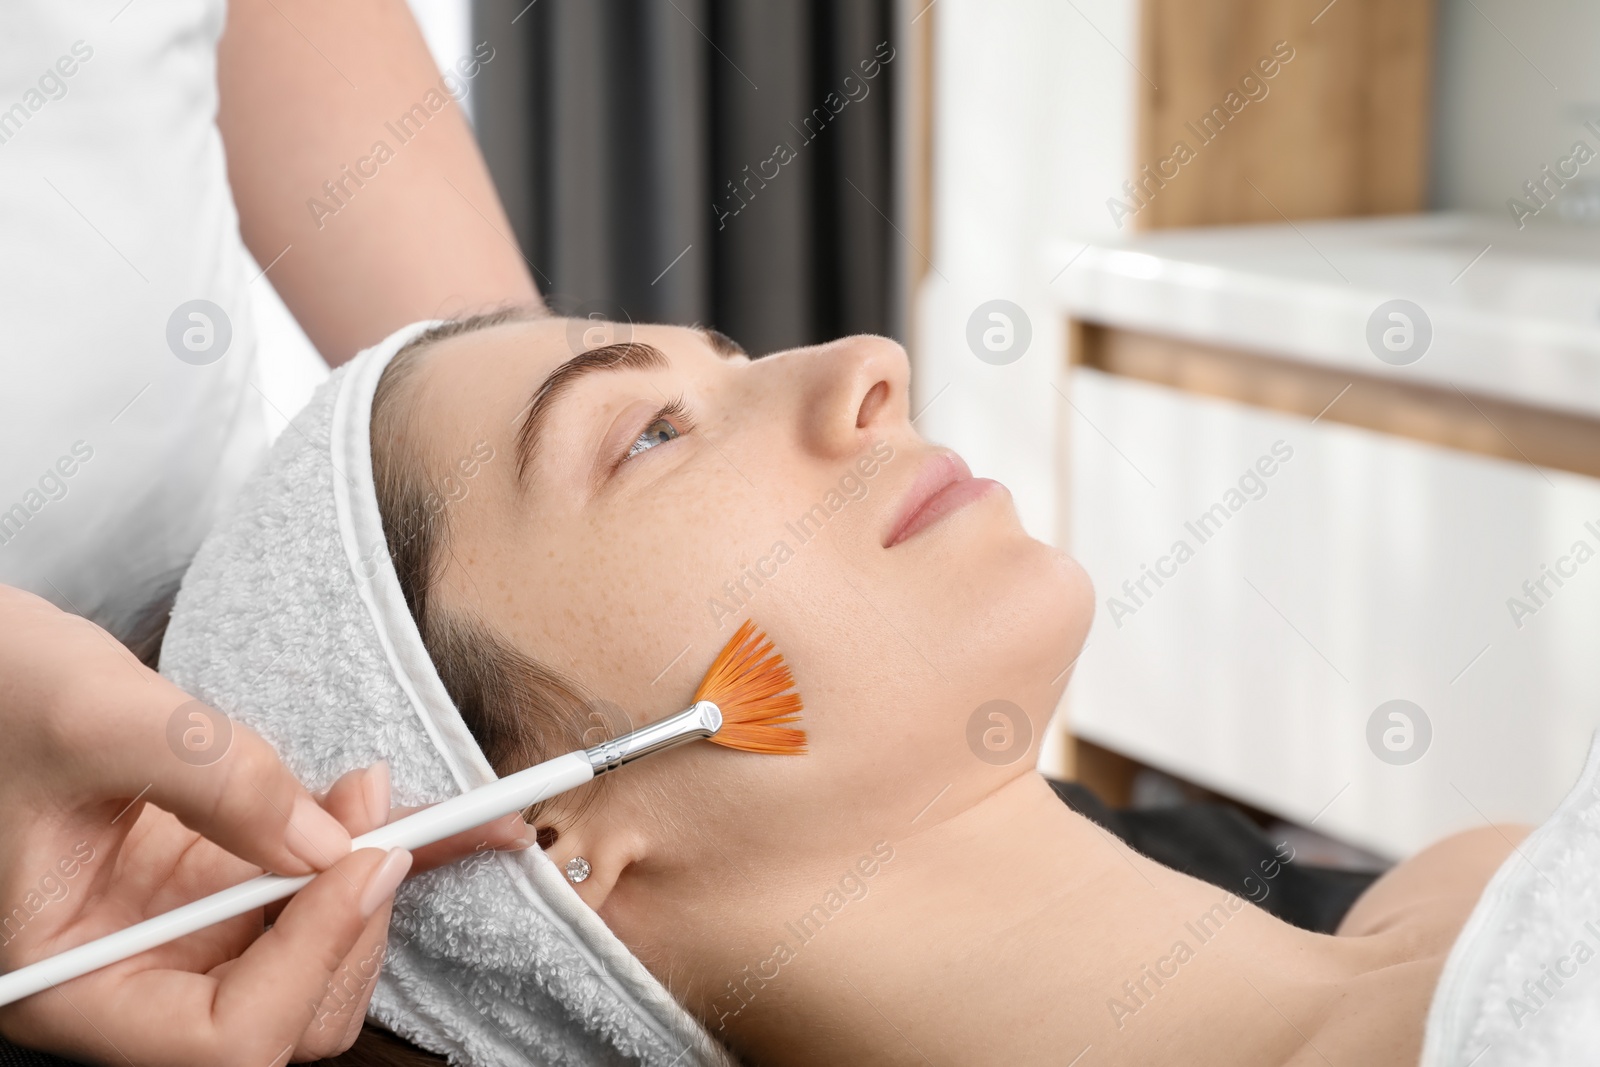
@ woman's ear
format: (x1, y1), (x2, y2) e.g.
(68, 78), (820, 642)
(544, 823), (651, 913)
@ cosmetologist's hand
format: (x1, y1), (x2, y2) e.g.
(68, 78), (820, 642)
(0, 585), (531, 1064)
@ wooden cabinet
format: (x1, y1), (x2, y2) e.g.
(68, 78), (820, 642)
(1131, 0), (1435, 229)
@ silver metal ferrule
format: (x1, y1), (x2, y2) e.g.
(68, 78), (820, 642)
(584, 700), (723, 777)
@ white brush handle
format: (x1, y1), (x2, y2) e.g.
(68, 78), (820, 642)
(0, 751), (594, 1007)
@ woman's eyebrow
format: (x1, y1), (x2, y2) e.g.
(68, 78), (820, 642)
(698, 326), (747, 359)
(512, 341), (669, 484)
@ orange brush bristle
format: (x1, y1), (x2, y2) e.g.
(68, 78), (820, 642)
(693, 620), (808, 755)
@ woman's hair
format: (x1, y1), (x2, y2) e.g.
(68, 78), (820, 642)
(316, 307), (611, 1067)
(369, 306), (608, 834)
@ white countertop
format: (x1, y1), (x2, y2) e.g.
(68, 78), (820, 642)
(1052, 214), (1600, 420)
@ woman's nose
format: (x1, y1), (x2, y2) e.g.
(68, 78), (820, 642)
(795, 335), (910, 458)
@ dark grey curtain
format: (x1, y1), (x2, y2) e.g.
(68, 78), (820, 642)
(470, 0), (899, 356)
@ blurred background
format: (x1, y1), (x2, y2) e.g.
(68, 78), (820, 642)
(258, 0), (1600, 869)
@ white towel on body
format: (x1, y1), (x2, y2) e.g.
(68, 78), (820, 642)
(1422, 732), (1600, 1066)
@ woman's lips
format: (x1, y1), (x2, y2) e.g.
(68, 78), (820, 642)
(883, 451), (1003, 548)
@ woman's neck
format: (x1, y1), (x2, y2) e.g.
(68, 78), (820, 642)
(708, 771), (1437, 1067)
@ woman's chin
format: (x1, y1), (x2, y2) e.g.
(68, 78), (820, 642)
(1022, 545), (1095, 685)
(939, 535), (1095, 695)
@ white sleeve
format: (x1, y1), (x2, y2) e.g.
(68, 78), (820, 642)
(0, 0), (271, 637)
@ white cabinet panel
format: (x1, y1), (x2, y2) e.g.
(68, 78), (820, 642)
(1066, 367), (1600, 858)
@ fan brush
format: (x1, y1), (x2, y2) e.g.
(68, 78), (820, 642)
(0, 620), (805, 1007)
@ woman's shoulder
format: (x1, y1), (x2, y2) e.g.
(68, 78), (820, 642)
(1337, 824), (1531, 941)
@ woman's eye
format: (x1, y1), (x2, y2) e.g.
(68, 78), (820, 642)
(626, 416), (680, 459)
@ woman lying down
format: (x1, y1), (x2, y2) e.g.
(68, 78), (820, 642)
(155, 308), (1600, 1067)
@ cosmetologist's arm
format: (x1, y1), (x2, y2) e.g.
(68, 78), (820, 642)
(218, 0), (539, 365)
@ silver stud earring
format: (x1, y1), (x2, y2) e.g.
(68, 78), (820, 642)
(564, 857), (591, 884)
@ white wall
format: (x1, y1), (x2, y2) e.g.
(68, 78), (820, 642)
(912, 0), (1138, 543)
(1431, 0), (1600, 219)
(1068, 370), (1600, 858)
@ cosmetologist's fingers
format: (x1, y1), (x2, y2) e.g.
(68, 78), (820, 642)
(405, 808), (534, 872)
(320, 761), (392, 837)
(296, 762), (396, 1051)
(305, 896), (396, 1057)
(3, 848), (413, 1067)
(213, 846), (412, 1064)
(314, 764), (533, 871)
(138, 711), (354, 878)
(145, 713), (355, 883)
(0, 585), (349, 877)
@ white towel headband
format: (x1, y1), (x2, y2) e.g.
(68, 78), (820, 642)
(162, 321), (736, 1066)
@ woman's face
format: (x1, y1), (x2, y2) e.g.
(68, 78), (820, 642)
(399, 313), (1092, 941)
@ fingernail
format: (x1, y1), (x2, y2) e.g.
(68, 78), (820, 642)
(363, 760), (391, 828)
(286, 793), (353, 870)
(490, 814), (536, 851)
(358, 848), (413, 919)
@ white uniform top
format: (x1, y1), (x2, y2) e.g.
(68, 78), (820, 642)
(0, 0), (267, 639)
